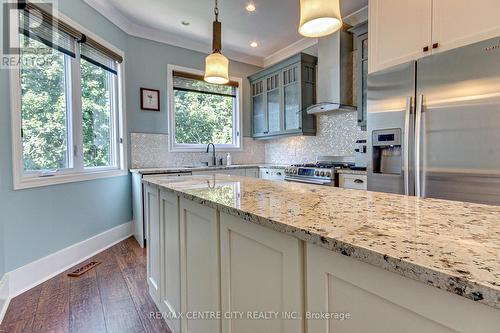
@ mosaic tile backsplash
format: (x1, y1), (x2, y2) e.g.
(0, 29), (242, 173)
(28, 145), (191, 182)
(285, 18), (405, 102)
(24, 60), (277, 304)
(130, 133), (266, 168)
(265, 111), (367, 164)
(131, 111), (365, 168)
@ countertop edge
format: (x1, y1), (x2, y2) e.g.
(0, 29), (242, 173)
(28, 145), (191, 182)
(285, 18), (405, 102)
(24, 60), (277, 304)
(143, 179), (499, 310)
(130, 164), (287, 174)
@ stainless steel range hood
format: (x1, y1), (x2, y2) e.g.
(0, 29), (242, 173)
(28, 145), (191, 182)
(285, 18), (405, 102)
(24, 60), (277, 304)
(306, 28), (356, 114)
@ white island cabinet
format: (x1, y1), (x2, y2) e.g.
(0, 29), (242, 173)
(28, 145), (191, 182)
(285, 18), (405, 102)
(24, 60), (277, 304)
(159, 189), (181, 332)
(145, 183), (161, 304)
(306, 244), (500, 333)
(179, 198), (221, 333)
(220, 212), (303, 333)
(145, 182), (500, 333)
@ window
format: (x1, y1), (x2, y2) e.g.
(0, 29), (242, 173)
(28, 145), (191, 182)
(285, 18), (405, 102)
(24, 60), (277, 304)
(12, 4), (126, 189)
(168, 67), (242, 151)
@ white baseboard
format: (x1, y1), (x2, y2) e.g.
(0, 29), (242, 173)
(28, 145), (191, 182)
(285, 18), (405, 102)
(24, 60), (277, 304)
(6, 221), (133, 300)
(0, 274), (10, 324)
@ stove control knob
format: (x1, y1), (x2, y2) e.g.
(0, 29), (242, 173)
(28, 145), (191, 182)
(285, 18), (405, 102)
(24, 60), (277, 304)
(314, 171), (320, 176)
(293, 169), (297, 174)
(326, 172), (331, 177)
(320, 171), (325, 177)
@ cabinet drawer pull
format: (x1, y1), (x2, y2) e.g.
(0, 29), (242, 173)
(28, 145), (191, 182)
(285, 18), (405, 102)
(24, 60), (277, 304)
(423, 46), (430, 52)
(354, 179), (364, 184)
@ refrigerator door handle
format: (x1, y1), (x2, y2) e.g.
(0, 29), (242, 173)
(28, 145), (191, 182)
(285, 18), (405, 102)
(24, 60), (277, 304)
(415, 94), (424, 197)
(403, 96), (412, 196)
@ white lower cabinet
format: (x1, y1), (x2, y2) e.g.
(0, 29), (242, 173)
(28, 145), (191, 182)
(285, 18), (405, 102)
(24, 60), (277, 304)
(338, 174), (367, 190)
(222, 169), (245, 176)
(159, 189), (181, 332)
(179, 198), (221, 333)
(145, 184), (161, 304)
(219, 212), (303, 333)
(306, 243), (500, 333)
(244, 168), (259, 178)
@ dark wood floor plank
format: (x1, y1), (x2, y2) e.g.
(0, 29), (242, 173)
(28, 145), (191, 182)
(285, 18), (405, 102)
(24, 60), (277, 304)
(31, 274), (70, 333)
(68, 267), (107, 333)
(0, 237), (172, 333)
(0, 284), (42, 333)
(94, 247), (145, 333)
(111, 238), (171, 333)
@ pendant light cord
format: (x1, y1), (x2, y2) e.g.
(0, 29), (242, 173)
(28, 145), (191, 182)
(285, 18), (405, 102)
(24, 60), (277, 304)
(214, 0), (219, 21)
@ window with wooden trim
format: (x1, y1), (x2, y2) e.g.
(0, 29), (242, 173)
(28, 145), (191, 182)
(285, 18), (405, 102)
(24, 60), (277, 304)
(12, 3), (126, 189)
(168, 67), (242, 151)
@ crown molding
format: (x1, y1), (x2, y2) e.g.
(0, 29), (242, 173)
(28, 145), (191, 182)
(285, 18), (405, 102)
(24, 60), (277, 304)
(343, 5), (369, 27)
(84, 0), (264, 67)
(263, 37), (318, 67)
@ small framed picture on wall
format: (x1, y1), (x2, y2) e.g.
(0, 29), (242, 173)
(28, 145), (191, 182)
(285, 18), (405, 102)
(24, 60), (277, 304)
(140, 88), (160, 111)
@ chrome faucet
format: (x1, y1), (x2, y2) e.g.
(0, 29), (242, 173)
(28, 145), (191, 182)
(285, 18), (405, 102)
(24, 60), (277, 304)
(206, 143), (216, 166)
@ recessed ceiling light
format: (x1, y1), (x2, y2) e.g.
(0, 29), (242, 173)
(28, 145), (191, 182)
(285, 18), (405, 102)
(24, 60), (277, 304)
(245, 3), (256, 12)
(250, 42), (258, 48)
(181, 21), (190, 26)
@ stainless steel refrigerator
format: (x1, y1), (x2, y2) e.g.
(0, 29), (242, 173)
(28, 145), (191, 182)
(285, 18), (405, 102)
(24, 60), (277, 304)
(367, 35), (500, 206)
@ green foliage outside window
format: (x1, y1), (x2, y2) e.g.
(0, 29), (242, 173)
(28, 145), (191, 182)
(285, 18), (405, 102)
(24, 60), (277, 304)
(174, 78), (235, 145)
(20, 35), (114, 171)
(21, 35), (68, 171)
(81, 59), (113, 167)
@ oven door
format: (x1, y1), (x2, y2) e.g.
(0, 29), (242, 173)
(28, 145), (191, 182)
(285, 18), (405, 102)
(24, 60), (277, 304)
(284, 176), (333, 186)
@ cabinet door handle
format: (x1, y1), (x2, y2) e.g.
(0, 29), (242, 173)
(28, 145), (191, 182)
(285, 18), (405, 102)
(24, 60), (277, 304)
(423, 46), (430, 52)
(432, 43), (439, 49)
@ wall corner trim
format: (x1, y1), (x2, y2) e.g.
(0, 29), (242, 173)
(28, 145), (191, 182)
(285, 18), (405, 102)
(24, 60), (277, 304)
(0, 274), (9, 325)
(0, 220), (133, 325)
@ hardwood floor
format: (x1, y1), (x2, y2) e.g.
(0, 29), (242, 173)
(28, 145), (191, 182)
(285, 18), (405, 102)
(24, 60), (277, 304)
(0, 237), (171, 333)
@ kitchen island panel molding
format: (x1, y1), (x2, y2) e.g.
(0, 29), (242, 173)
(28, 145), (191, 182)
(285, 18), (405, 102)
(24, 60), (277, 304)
(220, 212), (303, 333)
(306, 244), (499, 333)
(159, 189), (181, 333)
(145, 184), (161, 304)
(179, 198), (221, 333)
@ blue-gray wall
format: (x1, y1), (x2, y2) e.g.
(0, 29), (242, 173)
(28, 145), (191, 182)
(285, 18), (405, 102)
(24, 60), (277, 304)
(0, 0), (131, 274)
(0, 0), (261, 276)
(125, 36), (260, 137)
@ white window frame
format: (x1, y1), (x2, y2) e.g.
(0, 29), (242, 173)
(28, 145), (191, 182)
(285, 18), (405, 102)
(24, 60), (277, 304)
(10, 8), (128, 190)
(167, 64), (243, 152)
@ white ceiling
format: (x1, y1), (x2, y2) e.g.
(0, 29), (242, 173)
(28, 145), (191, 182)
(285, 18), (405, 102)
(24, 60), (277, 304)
(85, 0), (367, 67)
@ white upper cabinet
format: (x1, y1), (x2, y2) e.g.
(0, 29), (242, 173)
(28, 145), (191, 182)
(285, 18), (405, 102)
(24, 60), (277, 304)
(368, 0), (432, 73)
(369, 0), (500, 73)
(432, 0), (500, 53)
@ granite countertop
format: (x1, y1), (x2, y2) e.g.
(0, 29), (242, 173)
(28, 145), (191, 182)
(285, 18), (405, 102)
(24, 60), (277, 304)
(143, 174), (500, 309)
(130, 164), (287, 175)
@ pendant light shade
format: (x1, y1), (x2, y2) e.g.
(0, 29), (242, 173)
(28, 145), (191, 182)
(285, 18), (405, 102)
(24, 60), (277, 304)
(205, 52), (229, 84)
(205, 0), (229, 84)
(298, 0), (342, 38)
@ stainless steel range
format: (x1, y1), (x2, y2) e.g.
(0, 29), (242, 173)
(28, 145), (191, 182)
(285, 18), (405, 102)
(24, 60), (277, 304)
(285, 156), (357, 186)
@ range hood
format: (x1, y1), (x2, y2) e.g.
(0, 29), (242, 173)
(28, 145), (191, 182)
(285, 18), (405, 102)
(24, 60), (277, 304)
(306, 29), (356, 114)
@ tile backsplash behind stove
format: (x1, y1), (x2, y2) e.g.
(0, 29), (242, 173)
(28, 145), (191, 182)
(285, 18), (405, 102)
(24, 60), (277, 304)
(131, 112), (365, 168)
(265, 112), (367, 164)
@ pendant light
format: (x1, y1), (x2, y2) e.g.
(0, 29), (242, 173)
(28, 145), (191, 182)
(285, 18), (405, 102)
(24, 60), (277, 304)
(298, 0), (342, 38)
(204, 0), (229, 84)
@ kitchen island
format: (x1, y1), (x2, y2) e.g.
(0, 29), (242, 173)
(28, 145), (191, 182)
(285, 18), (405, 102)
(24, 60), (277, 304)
(143, 174), (500, 333)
